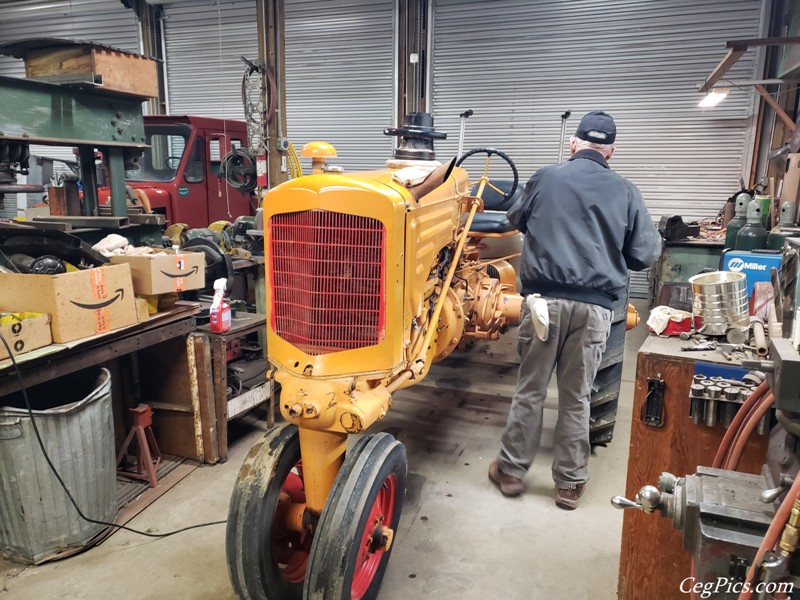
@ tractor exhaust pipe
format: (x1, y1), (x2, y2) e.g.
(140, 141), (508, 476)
(558, 109), (572, 163)
(457, 109), (473, 160)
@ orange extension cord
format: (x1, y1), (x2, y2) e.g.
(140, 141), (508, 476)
(725, 394), (775, 471)
(713, 382), (769, 469)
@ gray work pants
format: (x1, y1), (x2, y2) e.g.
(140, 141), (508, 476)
(497, 296), (612, 485)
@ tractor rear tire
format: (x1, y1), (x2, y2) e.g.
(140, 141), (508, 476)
(589, 293), (629, 447)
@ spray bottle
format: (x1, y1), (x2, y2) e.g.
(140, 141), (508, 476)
(209, 278), (232, 333)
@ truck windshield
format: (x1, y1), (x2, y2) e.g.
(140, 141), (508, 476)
(126, 124), (192, 182)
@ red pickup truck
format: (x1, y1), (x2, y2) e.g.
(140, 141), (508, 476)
(99, 115), (255, 228)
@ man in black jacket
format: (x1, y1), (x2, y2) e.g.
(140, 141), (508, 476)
(488, 111), (661, 509)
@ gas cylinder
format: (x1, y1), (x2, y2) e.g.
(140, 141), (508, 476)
(724, 191), (751, 248)
(754, 195), (772, 229)
(736, 198), (769, 251)
(767, 201), (798, 250)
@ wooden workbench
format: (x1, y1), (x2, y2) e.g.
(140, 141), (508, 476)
(0, 303), (197, 394)
(618, 335), (770, 600)
(0, 303), (212, 462)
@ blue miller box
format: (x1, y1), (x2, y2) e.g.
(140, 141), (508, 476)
(721, 250), (782, 296)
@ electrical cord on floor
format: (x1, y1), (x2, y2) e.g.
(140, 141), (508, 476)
(0, 330), (226, 539)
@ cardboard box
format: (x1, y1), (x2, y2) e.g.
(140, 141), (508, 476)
(134, 298), (150, 323)
(109, 251), (205, 295)
(0, 264), (138, 343)
(0, 313), (52, 360)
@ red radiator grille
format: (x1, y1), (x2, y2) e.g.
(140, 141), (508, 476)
(269, 210), (386, 356)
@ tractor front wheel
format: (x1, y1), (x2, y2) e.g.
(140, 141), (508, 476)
(304, 433), (408, 600)
(226, 425), (308, 600)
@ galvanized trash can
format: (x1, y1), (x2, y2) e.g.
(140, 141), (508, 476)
(0, 368), (116, 564)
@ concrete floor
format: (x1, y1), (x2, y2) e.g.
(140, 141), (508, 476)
(1, 300), (650, 600)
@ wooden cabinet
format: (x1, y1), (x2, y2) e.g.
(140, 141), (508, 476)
(618, 337), (769, 600)
(195, 312), (271, 462)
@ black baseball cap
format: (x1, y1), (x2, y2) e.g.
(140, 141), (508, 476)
(575, 111), (616, 145)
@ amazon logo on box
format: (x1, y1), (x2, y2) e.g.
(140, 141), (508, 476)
(109, 251), (205, 295)
(0, 265), (137, 343)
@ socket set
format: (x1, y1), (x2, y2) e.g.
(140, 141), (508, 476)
(688, 374), (770, 434)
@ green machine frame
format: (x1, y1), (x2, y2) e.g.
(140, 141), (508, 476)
(0, 75), (148, 217)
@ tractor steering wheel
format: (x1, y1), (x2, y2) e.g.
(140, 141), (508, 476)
(455, 147), (518, 209)
(165, 156), (182, 170)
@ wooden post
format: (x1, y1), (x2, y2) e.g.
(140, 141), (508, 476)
(755, 84), (796, 130)
(211, 335), (229, 461)
(189, 333), (219, 464)
(256, 0), (288, 189)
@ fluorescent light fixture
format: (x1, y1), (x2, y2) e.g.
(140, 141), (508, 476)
(698, 87), (730, 108)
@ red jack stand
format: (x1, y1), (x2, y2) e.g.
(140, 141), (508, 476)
(116, 404), (161, 488)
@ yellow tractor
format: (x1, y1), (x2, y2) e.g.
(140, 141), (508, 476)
(226, 112), (522, 600)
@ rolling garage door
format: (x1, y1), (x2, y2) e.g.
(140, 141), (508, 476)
(162, 1), (258, 121)
(430, 0), (764, 297)
(0, 0), (141, 218)
(162, 0), (395, 173)
(284, 0), (396, 171)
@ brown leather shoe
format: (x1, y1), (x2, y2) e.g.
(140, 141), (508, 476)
(555, 483), (585, 510)
(488, 461), (524, 497)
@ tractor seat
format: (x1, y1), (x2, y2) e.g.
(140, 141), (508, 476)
(469, 178), (522, 213)
(469, 212), (518, 235)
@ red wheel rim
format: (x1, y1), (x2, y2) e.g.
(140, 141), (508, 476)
(272, 461), (309, 584)
(351, 473), (397, 600)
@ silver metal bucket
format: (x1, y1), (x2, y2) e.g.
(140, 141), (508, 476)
(0, 368), (115, 564)
(689, 271), (749, 336)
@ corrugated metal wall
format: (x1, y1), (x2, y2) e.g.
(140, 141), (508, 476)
(162, 1), (257, 120)
(430, 0), (764, 296)
(0, 0), (141, 217)
(283, 0), (396, 171)
(162, 0), (396, 172)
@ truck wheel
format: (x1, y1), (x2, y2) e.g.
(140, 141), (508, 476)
(304, 433), (407, 600)
(226, 425), (307, 600)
